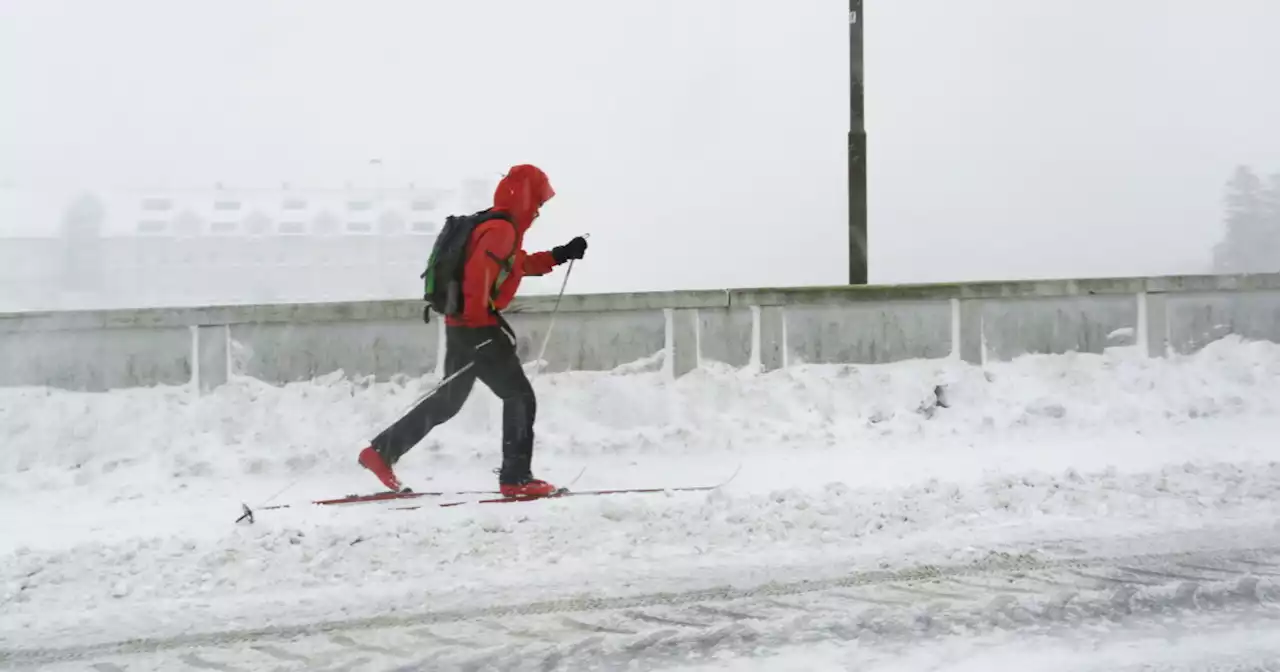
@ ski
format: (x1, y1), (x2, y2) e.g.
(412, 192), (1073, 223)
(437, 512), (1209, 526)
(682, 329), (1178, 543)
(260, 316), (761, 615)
(248, 487), (496, 514)
(232, 464), (740, 522)
(235, 466), (590, 523)
(313, 488), (495, 506)
(428, 483), (725, 508)
(407, 464), (742, 509)
(308, 465), (588, 508)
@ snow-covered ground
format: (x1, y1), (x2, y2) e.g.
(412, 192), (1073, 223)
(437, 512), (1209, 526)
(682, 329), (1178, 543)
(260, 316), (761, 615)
(676, 611), (1280, 672)
(4, 336), (1280, 670)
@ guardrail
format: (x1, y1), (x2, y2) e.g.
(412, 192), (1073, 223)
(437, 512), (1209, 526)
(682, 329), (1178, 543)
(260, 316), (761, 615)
(4, 273), (1280, 392)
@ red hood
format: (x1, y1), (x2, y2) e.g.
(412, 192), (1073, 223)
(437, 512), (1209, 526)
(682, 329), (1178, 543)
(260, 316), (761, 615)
(492, 164), (554, 233)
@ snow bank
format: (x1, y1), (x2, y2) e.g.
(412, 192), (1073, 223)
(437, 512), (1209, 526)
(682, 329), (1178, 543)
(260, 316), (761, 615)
(3, 336), (1280, 486)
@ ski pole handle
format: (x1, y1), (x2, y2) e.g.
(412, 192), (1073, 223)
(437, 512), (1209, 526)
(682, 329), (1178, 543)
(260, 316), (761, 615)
(531, 234), (586, 377)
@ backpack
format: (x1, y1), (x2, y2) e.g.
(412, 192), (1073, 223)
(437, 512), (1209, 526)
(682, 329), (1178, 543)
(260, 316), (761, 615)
(420, 209), (515, 322)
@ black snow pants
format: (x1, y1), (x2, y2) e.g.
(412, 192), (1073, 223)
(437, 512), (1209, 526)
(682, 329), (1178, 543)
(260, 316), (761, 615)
(370, 324), (537, 485)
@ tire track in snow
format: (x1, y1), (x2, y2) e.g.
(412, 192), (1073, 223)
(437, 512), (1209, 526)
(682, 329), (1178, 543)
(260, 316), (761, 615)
(7, 540), (1280, 670)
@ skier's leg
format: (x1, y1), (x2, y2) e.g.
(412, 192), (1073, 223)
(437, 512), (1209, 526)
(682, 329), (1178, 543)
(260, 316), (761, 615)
(470, 329), (538, 485)
(498, 382), (537, 484)
(369, 327), (480, 465)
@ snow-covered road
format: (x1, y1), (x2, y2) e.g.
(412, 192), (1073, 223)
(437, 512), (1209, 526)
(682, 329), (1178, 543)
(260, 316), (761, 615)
(4, 336), (1280, 670)
(13, 526), (1280, 671)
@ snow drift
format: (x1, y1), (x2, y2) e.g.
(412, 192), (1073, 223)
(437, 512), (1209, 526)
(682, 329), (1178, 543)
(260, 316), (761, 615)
(3, 335), (1280, 487)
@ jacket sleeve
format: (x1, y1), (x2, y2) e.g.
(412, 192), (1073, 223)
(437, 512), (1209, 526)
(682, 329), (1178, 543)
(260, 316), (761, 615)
(460, 221), (516, 324)
(521, 250), (558, 277)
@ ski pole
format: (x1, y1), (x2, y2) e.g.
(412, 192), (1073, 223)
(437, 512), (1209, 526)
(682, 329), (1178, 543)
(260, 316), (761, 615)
(532, 234), (586, 378)
(397, 337), (493, 414)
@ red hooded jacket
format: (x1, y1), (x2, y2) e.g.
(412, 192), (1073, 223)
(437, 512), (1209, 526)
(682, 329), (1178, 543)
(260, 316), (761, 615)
(446, 164), (561, 328)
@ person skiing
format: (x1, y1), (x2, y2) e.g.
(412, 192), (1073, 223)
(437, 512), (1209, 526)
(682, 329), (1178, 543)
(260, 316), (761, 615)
(356, 164), (587, 497)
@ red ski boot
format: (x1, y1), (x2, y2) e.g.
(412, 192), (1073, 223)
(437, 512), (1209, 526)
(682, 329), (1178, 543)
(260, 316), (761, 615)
(358, 446), (404, 492)
(500, 478), (558, 498)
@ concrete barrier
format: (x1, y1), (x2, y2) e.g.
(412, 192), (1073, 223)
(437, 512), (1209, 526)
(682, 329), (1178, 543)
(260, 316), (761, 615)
(4, 273), (1280, 392)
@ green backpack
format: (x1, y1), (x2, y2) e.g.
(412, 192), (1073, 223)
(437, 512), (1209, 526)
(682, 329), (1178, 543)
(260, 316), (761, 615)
(420, 209), (515, 322)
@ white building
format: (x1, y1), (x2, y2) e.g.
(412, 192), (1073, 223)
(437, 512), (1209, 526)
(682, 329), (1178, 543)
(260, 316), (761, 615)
(0, 178), (498, 312)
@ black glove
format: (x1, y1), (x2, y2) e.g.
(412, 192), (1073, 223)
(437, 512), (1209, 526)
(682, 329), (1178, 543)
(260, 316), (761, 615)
(551, 236), (588, 264)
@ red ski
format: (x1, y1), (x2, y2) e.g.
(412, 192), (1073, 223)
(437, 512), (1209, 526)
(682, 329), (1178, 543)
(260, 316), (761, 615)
(235, 467), (588, 522)
(281, 467), (587, 508)
(247, 487), (495, 513)
(234, 465), (738, 523)
(314, 488), (494, 506)
(236, 487), (484, 522)
(430, 482), (727, 508)
(408, 465), (742, 509)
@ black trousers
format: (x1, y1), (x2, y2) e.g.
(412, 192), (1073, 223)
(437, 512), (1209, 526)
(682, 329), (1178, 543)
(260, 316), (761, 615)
(370, 324), (537, 484)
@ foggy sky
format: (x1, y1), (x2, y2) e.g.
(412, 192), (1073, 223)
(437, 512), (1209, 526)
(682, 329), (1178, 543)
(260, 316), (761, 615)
(3, 0), (1279, 295)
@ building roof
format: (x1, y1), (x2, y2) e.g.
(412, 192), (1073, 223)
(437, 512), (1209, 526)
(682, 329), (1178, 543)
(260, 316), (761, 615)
(0, 179), (497, 238)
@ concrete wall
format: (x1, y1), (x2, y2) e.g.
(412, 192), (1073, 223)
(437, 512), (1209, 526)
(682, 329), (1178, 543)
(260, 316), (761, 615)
(5, 273), (1280, 392)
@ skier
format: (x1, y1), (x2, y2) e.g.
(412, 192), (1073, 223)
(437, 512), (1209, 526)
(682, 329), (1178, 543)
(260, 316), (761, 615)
(357, 164), (588, 497)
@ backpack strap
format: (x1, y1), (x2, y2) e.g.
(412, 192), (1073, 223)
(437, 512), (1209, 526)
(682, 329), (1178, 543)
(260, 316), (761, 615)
(474, 213), (519, 305)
